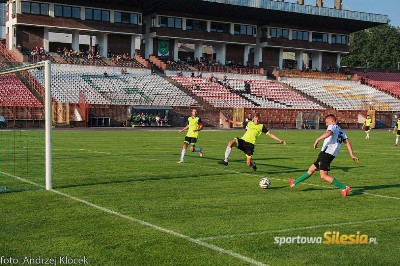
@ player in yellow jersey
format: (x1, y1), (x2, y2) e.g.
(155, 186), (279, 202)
(394, 118), (400, 147)
(218, 113), (286, 171)
(362, 115), (372, 140)
(177, 109), (203, 163)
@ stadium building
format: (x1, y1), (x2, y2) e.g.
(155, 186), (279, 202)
(0, 0), (399, 128)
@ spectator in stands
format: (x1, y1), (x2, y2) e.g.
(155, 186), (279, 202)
(288, 114), (359, 197)
(394, 118), (400, 147)
(103, 71), (108, 77)
(362, 115), (372, 140)
(218, 113), (286, 171)
(177, 108), (203, 163)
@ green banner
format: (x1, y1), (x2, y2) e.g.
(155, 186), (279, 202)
(158, 39), (169, 56)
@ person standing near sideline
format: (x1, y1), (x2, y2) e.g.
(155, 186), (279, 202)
(177, 109), (203, 163)
(362, 115), (372, 140)
(394, 117), (400, 147)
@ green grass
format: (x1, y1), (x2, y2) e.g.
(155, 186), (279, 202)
(1, 128), (399, 265)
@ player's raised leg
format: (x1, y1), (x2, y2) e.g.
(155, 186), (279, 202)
(288, 164), (316, 187)
(190, 145), (203, 157)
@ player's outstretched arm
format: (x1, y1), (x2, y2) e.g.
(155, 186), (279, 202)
(344, 139), (360, 163)
(224, 118), (242, 126)
(313, 131), (332, 149)
(179, 125), (189, 133)
(267, 132), (286, 145)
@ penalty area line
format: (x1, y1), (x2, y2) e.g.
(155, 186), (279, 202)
(0, 171), (268, 266)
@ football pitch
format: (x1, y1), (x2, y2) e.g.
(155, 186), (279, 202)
(1, 128), (399, 266)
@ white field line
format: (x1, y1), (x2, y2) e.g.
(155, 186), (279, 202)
(0, 171), (268, 266)
(197, 217), (400, 241)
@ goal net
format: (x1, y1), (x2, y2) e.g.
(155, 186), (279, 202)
(0, 61), (52, 193)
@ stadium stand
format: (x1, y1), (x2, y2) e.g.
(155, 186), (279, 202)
(281, 78), (400, 111)
(170, 75), (256, 108)
(352, 71), (400, 98)
(0, 63), (42, 108)
(170, 75), (324, 109)
(30, 64), (197, 107)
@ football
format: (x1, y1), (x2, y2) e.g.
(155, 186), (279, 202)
(259, 177), (270, 189)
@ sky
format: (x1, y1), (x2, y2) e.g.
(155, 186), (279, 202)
(321, 0), (400, 27)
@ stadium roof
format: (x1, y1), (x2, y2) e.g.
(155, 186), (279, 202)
(2, 0), (388, 32)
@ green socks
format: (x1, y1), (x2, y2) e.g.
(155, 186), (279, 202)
(294, 173), (346, 190)
(294, 172), (311, 185)
(331, 178), (346, 190)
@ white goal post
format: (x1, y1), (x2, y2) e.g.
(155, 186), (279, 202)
(0, 60), (52, 190)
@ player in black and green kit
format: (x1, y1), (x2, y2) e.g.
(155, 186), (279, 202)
(177, 108), (203, 163)
(218, 113), (286, 171)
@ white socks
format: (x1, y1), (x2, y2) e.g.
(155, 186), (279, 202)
(180, 149), (186, 160)
(224, 146), (232, 162)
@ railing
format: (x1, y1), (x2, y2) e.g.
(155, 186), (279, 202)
(134, 53), (150, 68)
(202, 0), (388, 23)
(149, 55), (167, 71)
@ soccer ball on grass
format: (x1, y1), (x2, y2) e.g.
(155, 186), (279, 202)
(259, 177), (270, 189)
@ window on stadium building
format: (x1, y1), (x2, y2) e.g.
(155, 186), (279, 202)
(234, 24), (254, 36)
(186, 19), (207, 32)
(21, 1), (49, 16)
(159, 16), (182, 29)
(331, 34), (348, 45)
(312, 32), (328, 43)
(210, 22), (229, 34)
(85, 8), (109, 22)
(270, 28), (289, 39)
(292, 30), (309, 41)
(54, 5), (80, 19)
(114, 11), (140, 25)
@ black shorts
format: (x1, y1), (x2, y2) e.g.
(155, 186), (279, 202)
(313, 152), (335, 171)
(184, 136), (197, 145)
(236, 137), (254, 157)
(397, 130), (400, 136)
(364, 126), (370, 132)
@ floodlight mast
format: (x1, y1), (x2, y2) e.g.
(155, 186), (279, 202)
(0, 60), (52, 190)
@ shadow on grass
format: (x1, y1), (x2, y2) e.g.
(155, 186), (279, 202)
(351, 183), (400, 196)
(334, 165), (364, 172)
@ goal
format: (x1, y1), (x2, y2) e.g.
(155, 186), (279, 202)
(0, 60), (52, 192)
